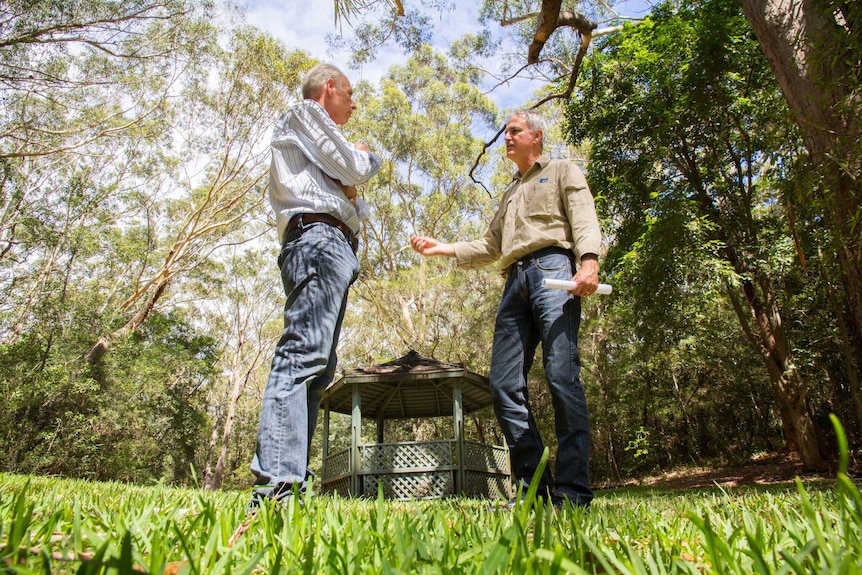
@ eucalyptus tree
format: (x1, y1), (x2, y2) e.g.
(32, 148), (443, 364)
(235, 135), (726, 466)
(0, 0), (210, 281)
(0, 2), (220, 473)
(738, 0), (862, 415)
(82, 28), (313, 365)
(565, 0), (829, 468)
(0, 0), (313, 364)
(330, 3), (862, 384)
(0, 0), (205, 159)
(337, 43), (502, 372)
(198, 247), (283, 491)
(0, 4), (316, 480)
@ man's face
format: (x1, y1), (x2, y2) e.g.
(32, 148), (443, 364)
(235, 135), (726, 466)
(504, 115), (540, 166)
(324, 76), (356, 125)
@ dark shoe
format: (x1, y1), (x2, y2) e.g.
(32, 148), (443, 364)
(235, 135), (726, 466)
(247, 482), (304, 516)
(245, 494), (262, 516)
(495, 491), (555, 511)
(246, 493), (303, 516)
(552, 495), (591, 512)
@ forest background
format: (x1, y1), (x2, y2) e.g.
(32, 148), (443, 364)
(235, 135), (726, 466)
(1, 0), (859, 493)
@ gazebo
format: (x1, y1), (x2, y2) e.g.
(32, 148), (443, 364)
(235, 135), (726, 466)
(319, 350), (512, 500)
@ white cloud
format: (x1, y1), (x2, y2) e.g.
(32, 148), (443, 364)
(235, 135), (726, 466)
(241, 0), (395, 87)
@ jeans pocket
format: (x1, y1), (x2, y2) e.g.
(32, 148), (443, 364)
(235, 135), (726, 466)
(534, 252), (572, 275)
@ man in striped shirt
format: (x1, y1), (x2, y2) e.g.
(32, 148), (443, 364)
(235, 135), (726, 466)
(250, 63), (380, 507)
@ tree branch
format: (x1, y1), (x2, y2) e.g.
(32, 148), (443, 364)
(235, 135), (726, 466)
(0, 5), (183, 51)
(528, 2), (596, 65)
(469, 30), (593, 194)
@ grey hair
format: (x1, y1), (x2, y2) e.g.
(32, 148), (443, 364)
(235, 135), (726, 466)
(302, 63), (346, 100)
(509, 109), (545, 150)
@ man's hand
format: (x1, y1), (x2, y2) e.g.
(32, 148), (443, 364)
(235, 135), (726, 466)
(571, 254), (599, 297)
(411, 235), (455, 257)
(344, 143), (370, 205)
(334, 180), (357, 205)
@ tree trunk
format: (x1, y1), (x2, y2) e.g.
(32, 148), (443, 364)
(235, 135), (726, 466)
(739, 0), (862, 418)
(209, 363), (247, 490)
(727, 275), (826, 469)
(84, 277), (168, 365)
(825, 254), (862, 440)
(202, 406), (223, 491)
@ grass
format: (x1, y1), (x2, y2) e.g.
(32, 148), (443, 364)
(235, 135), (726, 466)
(2, 419), (860, 573)
(2, 470), (859, 573)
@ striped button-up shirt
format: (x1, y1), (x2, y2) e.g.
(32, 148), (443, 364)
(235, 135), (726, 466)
(269, 100), (381, 243)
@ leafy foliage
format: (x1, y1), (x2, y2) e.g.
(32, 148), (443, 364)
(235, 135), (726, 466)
(0, 1), (311, 486)
(1, 0), (857, 489)
(564, 0), (844, 470)
(339, 43), (501, 372)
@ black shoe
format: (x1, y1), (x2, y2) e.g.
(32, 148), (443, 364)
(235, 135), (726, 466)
(495, 491), (555, 511)
(246, 493), (303, 515)
(247, 481), (305, 515)
(552, 495), (591, 512)
(245, 495), (261, 517)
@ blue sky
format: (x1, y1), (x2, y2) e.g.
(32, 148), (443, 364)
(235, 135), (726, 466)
(241, 0), (654, 112)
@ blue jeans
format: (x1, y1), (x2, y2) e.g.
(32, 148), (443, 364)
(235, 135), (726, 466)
(251, 221), (358, 500)
(490, 247), (593, 505)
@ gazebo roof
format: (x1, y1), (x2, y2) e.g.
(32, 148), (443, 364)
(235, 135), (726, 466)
(322, 350), (492, 419)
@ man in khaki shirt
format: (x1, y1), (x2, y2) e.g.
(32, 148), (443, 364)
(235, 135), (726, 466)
(411, 110), (601, 509)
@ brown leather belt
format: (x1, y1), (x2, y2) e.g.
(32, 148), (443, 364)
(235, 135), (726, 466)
(286, 213), (358, 251)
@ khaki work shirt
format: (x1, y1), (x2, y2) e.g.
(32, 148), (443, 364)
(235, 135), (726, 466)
(453, 156), (602, 272)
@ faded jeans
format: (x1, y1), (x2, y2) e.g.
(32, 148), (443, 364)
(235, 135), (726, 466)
(490, 247), (593, 506)
(251, 221), (358, 501)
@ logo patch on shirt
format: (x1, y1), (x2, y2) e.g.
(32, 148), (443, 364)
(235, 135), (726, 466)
(539, 178), (548, 183)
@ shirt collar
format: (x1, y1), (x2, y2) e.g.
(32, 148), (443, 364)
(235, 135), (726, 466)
(513, 155), (550, 181)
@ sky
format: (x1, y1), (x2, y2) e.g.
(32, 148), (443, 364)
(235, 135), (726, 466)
(240, 0), (654, 113)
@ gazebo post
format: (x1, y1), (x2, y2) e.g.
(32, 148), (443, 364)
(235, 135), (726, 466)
(322, 398), (330, 483)
(376, 413), (385, 443)
(453, 381), (464, 496)
(351, 380), (362, 496)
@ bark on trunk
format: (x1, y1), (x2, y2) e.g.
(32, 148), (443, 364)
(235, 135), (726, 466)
(210, 366), (246, 490)
(84, 278), (168, 365)
(739, 0), (862, 417)
(727, 276), (826, 469)
(202, 406), (223, 491)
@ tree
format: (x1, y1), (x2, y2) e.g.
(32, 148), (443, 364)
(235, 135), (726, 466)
(319, 43), (507, 449)
(0, 0), (212, 341)
(199, 247), (282, 490)
(82, 28), (313, 365)
(565, 0), (828, 468)
(737, 0), (862, 423)
(332, 0), (862, 440)
(0, 0), (204, 160)
(0, 4), (313, 483)
(0, 307), (218, 482)
(338, 42), (501, 369)
(329, 4), (861, 381)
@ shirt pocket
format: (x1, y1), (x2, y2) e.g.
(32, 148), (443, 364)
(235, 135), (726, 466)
(520, 179), (560, 220)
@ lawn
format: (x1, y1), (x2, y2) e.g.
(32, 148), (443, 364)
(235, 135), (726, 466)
(2, 423), (860, 574)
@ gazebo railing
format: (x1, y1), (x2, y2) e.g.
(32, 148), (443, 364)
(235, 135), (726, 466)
(321, 439), (511, 500)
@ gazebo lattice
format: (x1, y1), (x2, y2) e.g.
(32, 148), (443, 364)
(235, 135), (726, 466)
(319, 351), (512, 500)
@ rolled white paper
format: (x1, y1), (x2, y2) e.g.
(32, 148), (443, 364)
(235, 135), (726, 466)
(542, 279), (613, 295)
